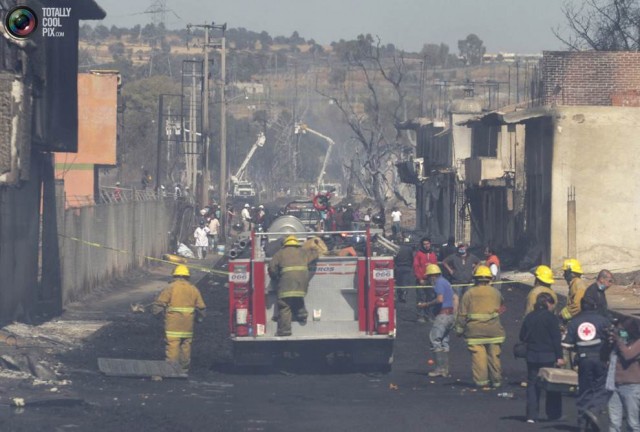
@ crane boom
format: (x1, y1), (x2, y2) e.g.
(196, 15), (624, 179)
(231, 132), (266, 182)
(294, 123), (335, 189)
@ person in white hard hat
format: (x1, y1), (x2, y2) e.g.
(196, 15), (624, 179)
(241, 204), (252, 232)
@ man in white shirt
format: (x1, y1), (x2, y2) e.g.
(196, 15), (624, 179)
(193, 222), (209, 259)
(207, 217), (220, 251)
(391, 208), (402, 239)
(241, 203), (252, 232)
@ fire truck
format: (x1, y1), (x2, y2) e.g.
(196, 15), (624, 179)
(227, 220), (396, 370)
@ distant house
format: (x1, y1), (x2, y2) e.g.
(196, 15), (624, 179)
(233, 82), (265, 96)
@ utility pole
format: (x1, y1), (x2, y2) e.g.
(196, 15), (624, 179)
(187, 23), (216, 207)
(191, 22), (228, 241)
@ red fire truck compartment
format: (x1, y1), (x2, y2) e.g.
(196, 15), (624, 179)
(228, 230), (395, 369)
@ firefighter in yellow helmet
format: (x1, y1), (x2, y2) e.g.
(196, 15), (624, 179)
(152, 265), (206, 372)
(524, 265), (558, 316)
(559, 258), (587, 322)
(455, 265), (506, 388)
(268, 235), (320, 336)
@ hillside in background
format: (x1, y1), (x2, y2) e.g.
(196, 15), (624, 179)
(82, 23), (540, 203)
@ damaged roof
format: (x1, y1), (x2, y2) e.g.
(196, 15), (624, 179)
(457, 106), (553, 127)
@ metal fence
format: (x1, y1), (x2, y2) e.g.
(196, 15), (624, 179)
(58, 198), (176, 305)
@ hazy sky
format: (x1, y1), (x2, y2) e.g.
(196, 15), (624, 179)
(92, 0), (567, 54)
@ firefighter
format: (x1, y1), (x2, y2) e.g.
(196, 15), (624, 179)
(455, 265), (506, 389)
(562, 296), (612, 431)
(524, 265), (558, 316)
(268, 235), (318, 337)
(152, 265), (206, 372)
(560, 258), (587, 322)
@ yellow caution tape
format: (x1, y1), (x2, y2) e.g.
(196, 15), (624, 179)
(58, 233), (230, 277)
(396, 280), (512, 289)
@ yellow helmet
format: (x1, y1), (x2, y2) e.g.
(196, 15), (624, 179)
(534, 265), (554, 285)
(561, 258), (583, 274)
(283, 235), (300, 247)
(173, 265), (190, 277)
(473, 265), (493, 279)
(425, 264), (442, 276)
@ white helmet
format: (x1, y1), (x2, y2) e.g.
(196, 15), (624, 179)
(244, 203), (250, 208)
(259, 205), (264, 209)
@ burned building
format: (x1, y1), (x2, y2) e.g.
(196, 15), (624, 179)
(400, 51), (640, 272)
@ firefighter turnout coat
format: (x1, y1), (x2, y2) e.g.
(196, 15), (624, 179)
(560, 277), (588, 321)
(455, 282), (506, 345)
(268, 246), (315, 299)
(153, 278), (207, 339)
(525, 284), (558, 316)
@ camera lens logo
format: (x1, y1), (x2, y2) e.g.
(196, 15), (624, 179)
(5, 6), (38, 39)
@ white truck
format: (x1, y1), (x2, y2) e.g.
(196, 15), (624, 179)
(230, 132), (266, 201)
(227, 220), (396, 370)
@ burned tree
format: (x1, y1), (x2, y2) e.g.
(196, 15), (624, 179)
(554, 0), (640, 50)
(317, 35), (414, 208)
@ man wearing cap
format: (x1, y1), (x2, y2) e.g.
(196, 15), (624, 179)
(152, 265), (206, 372)
(241, 203), (252, 232)
(455, 265), (506, 389)
(419, 264), (457, 377)
(268, 235), (320, 336)
(524, 265), (558, 316)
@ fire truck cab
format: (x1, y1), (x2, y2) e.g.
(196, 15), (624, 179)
(228, 228), (395, 370)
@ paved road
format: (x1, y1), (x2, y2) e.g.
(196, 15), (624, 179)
(0, 265), (579, 432)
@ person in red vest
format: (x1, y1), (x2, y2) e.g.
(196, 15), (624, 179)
(413, 237), (438, 323)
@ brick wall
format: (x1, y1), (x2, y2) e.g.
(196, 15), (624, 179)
(542, 51), (640, 106)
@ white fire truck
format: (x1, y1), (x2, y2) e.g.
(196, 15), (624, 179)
(227, 223), (396, 370)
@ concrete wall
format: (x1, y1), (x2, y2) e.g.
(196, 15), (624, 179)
(450, 113), (474, 177)
(542, 51), (640, 106)
(549, 106), (640, 272)
(59, 199), (176, 305)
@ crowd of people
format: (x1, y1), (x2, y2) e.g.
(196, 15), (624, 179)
(394, 237), (635, 431)
(173, 193), (640, 430)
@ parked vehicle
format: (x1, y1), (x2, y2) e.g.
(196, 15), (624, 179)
(227, 222), (396, 370)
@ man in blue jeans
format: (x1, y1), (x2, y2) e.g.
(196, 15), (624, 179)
(419, 264), (457, 377)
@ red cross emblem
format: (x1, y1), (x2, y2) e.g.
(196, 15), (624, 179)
(577, 322), (597, 341)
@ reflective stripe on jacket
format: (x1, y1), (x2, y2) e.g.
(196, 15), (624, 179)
(560, 277), (587, 320)
(268, 245), (313, 299)
(153, 279), (206, 339)
(455, 282), (506, 345)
